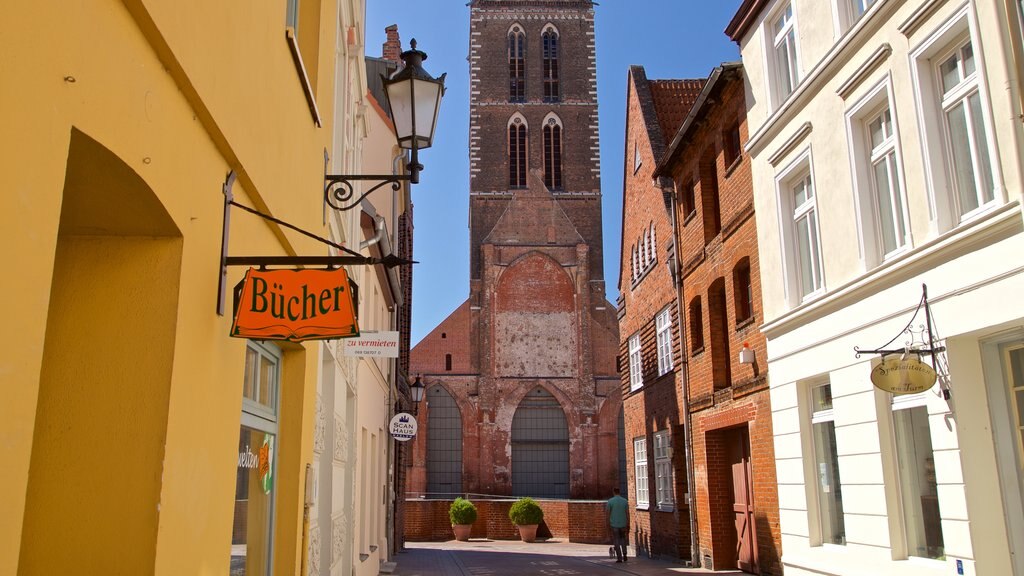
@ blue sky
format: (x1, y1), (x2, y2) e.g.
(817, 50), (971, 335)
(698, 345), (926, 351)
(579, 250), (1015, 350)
(365, 1), (741, 346)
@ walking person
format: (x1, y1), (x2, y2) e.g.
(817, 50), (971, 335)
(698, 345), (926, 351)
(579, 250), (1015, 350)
(607, 487), (629, 563)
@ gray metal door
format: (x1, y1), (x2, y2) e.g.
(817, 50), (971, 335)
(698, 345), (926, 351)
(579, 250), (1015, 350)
(426, 385), (462, 498)
(512, 387), (569, 498)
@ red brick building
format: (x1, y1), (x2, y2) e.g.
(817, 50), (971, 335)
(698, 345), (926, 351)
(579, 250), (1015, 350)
(621, 63), (783, 574)
(406, 0), (621, 506)
(617, 66), (704, 561)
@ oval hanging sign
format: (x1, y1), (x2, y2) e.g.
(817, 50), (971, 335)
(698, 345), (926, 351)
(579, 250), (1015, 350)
(389, 412), (418, 441)
(870, 353), (937, 395)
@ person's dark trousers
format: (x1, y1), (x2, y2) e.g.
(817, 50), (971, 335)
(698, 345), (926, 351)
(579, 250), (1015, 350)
(611, 527), (628, 562)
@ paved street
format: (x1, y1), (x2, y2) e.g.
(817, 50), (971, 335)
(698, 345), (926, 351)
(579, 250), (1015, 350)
(391, 540), (744, 576)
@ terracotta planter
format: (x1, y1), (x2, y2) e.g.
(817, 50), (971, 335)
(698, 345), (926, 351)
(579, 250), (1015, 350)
(517, 524), (539, 542)
(452, 524), (472, 541)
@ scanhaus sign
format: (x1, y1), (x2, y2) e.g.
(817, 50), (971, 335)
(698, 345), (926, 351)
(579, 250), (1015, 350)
(231, 268), (359, 342)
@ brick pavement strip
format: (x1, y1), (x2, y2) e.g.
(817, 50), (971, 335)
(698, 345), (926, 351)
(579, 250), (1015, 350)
(391, 541), (744, 576)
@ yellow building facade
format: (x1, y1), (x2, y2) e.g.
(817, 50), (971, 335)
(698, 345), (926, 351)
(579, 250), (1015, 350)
(0, 0), (353, 574)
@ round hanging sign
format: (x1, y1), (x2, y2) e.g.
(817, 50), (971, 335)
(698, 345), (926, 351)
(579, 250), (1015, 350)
(870, 353), (937, 395)
(389, 412), (418, 441)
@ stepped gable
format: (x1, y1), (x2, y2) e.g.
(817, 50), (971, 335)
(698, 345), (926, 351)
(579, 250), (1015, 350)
(483, 168), (585, 246)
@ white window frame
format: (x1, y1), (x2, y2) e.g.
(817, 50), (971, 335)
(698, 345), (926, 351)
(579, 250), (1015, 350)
(653, 430), (674, 510)
(656, 308), (673, 376)
(888, 390), (946, 561)
(633, 141), (642, 174)
(775, 148), (825, 307)
(634, 437), (649, 509)
(832, 0), (879, 36)
(845, 77), (911, 269)
(910, 5), (1003, 234)
(764, 1), (801, 109)
(629, 333), (643, 391)
(806, 380), (846, 547)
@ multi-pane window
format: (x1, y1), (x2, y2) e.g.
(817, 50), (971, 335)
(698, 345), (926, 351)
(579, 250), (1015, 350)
(689, 297), (704, 353)
(628, 333), (643, 391)
(631, 224), (657, 284)
(772, 3), (800, 102)
(232, 341), (281, 576)
(656, 308), (673, 376)
(508, 26), (525, 102)
(866, 107), (908, 257)
(938, 40), (995, 219)
(634, 437), (649, 508)
(790, 171), (823, 300)
(733, 258), (753, 324)
(542, 27), (559, 102)
(654, 430), (674, 509)
(633, 141), (642, 174)
(543, 119), (562, 190)
(509, 118), (527, 188)
(426, 386), (463, 498)
(891, 394), (944, 559)
(810, 382), (846, 545)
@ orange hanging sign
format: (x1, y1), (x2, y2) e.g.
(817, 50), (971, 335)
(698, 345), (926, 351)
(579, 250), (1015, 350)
(231, 268), (359, 342)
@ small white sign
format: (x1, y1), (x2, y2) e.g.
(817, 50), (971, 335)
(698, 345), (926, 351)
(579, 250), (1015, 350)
(342, 331), (400, 358)
(389, 412), (418, 442)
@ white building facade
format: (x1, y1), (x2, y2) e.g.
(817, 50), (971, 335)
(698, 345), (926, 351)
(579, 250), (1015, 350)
(726, 0), (1024, 575)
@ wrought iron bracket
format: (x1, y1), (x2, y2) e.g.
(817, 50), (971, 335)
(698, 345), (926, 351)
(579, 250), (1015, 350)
(323, 145), (421, 212)
(217, 170), (416, 316)
(853, 284), (950, 398)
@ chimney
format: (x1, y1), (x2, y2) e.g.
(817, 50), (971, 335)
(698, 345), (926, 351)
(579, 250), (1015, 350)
(383, 24), (401, 62)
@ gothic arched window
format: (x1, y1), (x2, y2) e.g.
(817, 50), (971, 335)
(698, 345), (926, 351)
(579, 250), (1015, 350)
(543, 116), (562, 190)
(508, 25), (526, 102)
(426, 385), (462, 498)
(511, 387), (569, 498)
(542, 25), (560, 102)
(509, 116), (527, 188)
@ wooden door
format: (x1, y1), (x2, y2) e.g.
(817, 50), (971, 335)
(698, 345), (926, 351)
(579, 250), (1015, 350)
(728, 427), (757, 573)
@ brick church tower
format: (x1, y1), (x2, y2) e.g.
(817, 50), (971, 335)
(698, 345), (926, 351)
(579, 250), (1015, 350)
(407, 0), (621, 501)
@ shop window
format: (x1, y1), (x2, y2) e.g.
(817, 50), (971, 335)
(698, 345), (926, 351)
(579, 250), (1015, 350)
(809, 382), (846, 545)
(891, 394), (944, 559)
(231, 341), (281, 576)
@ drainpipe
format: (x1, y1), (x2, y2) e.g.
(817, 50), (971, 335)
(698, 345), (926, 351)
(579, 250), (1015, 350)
(359, 215), (386, 251)
(663, 176), (700, 567)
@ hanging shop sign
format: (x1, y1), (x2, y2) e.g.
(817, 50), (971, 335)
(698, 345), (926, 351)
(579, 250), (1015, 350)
(343, 331), (400, 358)
(870, 353), (938, 395)
(389, 412), (418, 441)
(231, 267), (359, 342)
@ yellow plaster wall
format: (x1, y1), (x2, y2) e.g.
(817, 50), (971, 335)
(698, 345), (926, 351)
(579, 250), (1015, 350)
(1, 0), (338, 573)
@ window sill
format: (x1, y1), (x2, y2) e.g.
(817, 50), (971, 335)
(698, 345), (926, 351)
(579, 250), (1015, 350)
(724, 155), (743, 177)
(682, 211), (697, 226)
(285, 27), (321, 127)
(734, 316), (756, 332)
(635, 504), (650, 511)
(691, 346), (705, 357)
(656, 505), (674, 513)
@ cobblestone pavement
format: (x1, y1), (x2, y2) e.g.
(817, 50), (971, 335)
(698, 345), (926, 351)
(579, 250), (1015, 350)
(391, 540), (745, 576)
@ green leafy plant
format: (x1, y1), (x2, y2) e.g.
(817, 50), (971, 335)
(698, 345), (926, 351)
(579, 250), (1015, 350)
(449, 497), (478, 525)
(508, 497), (543, 526)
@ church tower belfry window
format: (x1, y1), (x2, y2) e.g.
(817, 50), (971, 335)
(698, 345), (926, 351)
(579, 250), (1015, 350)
(508, 24), (526, 102)
(543, 115), (563, 190)
(509, 115), (528, 188)
(542, 24), (560, 102)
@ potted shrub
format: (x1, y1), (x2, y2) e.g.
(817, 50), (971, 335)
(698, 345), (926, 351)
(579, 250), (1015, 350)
(449, 497), (478, 541)
(508, 497), (544, 542)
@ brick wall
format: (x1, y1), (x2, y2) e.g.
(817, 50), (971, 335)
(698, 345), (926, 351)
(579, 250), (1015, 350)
(404, 499), (611, 543)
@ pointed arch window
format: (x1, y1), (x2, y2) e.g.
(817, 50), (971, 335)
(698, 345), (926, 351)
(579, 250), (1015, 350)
(542, 26), (560, 102)
(509, 116), (527, 188)
(512, 387), (569, 498)
(543, 117), (563, 190)
(426, 385), (463, 498)
(509, 25), (526, 102)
